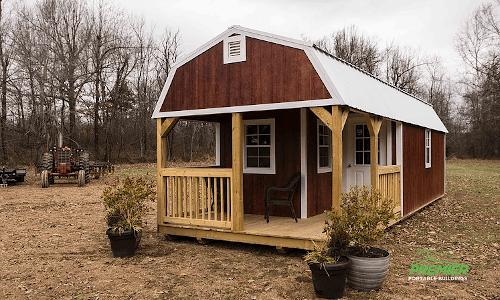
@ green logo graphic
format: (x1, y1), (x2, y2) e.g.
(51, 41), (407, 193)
(408, 249), (469, 281)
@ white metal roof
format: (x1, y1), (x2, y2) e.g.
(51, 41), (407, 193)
(311, 49), (448, 132)
(153, 26), (448, 133)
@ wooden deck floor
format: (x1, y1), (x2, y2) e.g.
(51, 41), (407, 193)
(158, 213), (327, 250)
(243, 214), (326, 241)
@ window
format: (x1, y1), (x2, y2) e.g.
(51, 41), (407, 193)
(317, 120), (332, 173)
(425, 129), (431, 168)
(355, 124), (371, 165)
(243, 119), (275, 174)
(223, 35), (246, 64)
(355, 124), (381, 165)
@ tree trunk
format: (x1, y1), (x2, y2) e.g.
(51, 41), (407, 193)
(0, 0), (8, 164)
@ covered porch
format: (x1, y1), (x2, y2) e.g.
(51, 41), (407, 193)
(156, 106), (403, 250)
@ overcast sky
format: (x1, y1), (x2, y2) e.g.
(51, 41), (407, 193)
(113, 0), (484, 74)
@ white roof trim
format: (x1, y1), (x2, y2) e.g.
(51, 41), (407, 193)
(152, 68), (177, 118)
(154, 98), (339, 118)
(304, 47), (344, 104)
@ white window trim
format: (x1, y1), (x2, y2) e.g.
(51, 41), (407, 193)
(425, 129), (431, 168)
(223, 35), (246, 64)
(317, 120), (332, 173)
(242, 118), (275, 174)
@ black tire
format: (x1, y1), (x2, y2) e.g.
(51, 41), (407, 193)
(42, 153), (53, 172)
(79, 153), (90, 184)
(41, 170), (49, 188)
(78, 170), (85, 187)
(42, 153), (54, 184)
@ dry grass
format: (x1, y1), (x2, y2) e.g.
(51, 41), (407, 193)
(0, 159), (498, 299)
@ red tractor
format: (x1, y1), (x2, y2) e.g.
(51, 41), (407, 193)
(41, 146), (90, 188)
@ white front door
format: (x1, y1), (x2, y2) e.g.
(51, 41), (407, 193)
(348, 122), (371, 188)
(342, 114), (387, 191)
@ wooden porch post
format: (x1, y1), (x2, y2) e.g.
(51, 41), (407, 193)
(331, 106), (348, 215)
(310, 106), (348, 215)
(365, 114), (382, 190)
(231, 113), (244, 232)
(157, 117), (178, 229)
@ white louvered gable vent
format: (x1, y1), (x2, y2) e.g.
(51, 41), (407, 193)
(228, 41), (241, 56)
(224, 35), (246, 64)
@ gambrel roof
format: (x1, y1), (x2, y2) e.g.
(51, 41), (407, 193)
(153, 25), (447, 133)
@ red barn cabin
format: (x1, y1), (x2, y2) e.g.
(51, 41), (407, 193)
(152, 26), (447, 250)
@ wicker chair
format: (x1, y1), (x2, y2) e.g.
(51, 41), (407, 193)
(264, 172), (301, 223)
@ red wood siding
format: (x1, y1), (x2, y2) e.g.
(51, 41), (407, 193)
(306, 109), (332, 217)
(403, 124), (445, 215)
(160, 37), (331, 113)
(217, 110), (301, 216)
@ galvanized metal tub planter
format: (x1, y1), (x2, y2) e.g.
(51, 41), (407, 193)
(308, 257), (351, 299)
(346, 247), (390, 291)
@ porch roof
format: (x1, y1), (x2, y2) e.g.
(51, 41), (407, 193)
(152, 26), (447, 133)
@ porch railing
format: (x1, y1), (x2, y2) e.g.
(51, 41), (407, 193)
(158, 168), (232, 229)
(378, 165), (401, 213)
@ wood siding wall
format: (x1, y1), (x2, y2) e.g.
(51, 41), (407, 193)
(160, 37), (331, 113)
(403, 124), (445, 215)
(218, 109), (301, 216)
(306, 109), (332, 217)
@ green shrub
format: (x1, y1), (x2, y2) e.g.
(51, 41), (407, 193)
(337, 185), (395, 256)
(102, 176), (156, 232)
(305, 185), (395, 263)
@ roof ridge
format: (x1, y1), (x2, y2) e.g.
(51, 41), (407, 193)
(312, 45), (432, 107)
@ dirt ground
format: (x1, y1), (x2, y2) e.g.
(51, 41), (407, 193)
(1, 161), (499, 300)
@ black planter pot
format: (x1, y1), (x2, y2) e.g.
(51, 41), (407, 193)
(346, 247), (390, 291)
(308, 257), (351, 299)
(106, 228), (139, 258)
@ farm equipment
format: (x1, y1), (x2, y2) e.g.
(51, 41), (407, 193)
(1, 166), (27, 187)
(41, 146), (90, 188)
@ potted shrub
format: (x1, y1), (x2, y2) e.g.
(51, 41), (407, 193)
(304, 207), (351, 299)
(341, 185), (396, 292)
(102, 176), (155, 258)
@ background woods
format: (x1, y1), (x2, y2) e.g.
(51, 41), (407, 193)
(0, 0), (212, 165)
(0, 0), (499, 167)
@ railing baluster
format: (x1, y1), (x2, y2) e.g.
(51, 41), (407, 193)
(189, 177), (193, 219)
(214, 177), (218, 221)
(226, 177), (231, 222)
(165, 177), (170, 217)
(220, 177), (224, 221)
(194, 177), (199, 219)
(207, 177), (212, 220)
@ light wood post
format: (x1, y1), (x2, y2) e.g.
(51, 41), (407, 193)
(231, 113), (244, 232)
(309, 106), (349, 215)
(365, 114), (382, 190)
(331, 106), (344, 215)
(157, 117), (178, 230)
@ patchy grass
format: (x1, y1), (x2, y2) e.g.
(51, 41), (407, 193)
(375, 159), (500, 300)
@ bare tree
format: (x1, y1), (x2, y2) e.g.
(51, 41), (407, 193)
(33, 0), (93, 146)
(454, 1), (500, 158)
(314, 25), (381, 75)
(0, 0), (10, 164)
(88, 0), (126, 159)
(381, 43), (427, 96)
